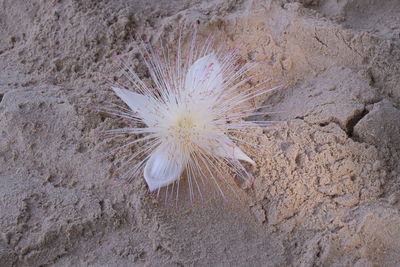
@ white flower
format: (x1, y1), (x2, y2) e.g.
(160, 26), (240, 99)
(109, 40), (278, 200)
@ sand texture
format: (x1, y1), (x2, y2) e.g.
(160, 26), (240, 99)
(1, 0), (400, 266)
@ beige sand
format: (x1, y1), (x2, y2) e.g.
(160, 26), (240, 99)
(1, 0), (400, 266)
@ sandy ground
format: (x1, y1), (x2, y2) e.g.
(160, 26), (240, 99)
(1, 0), (400, 266)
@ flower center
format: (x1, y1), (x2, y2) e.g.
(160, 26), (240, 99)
(177, 116), (195, 129)
(169, 114), (200, 149)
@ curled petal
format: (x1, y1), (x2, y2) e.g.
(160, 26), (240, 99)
(144, 147), (185, 191)
(185, 53), (222, 97)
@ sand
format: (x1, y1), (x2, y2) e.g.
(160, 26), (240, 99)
(1, 0), (400, 266)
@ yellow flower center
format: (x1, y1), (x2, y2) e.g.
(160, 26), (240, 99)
(177, 116), (195, 129)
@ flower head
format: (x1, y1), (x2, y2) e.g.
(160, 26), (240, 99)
(108, 36), (278, 200)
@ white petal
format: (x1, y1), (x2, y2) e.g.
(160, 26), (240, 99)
(112, 87), (157, 126)
(212, 139), (256, 165)
(231, 146), (255, 165)
(143, 147), (185, 191)
(185, 53), (222, 96)
(112, 87), (149, 113)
